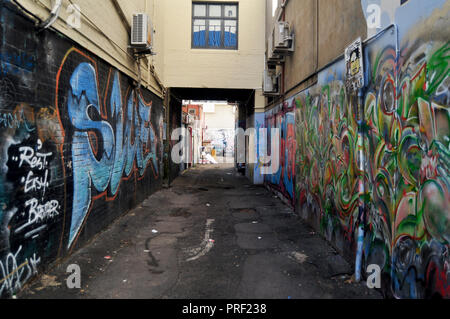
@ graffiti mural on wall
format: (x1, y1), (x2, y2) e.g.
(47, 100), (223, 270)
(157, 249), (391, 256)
(292, 39), (449, 299)
(0, 52), (35, 76)
(204, 129), (235, 156)
(364, 36), (449, 298)
(362, 0), (449, 298)
(294, 60), (360, 251)
(0, 3), (163, 297)
(260, 0), (449, 298)
(0, 106), (65, 298)
(0, 43), (65, 297)
(253, 112), (265, 184)
(265, 103), (296, 206)
(57, 48), (160, 248)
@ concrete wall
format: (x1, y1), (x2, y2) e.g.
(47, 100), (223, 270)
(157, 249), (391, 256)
(16, 0), (165, 97)
(317, 0), (367, 68)
(266, 0), (367, 100)
(204, 104), (235, 129)
(0, 1), (164, 297)
(361, 0), (402, 37)
(283, 0), (317, 92)
(161, 0), (265, 90)
(261, 0), (449, 298)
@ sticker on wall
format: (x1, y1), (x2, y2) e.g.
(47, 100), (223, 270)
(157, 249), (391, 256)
(345, 38), (364, 91)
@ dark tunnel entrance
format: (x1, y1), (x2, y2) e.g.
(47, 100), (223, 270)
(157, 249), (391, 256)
(164, 88), (255, 185)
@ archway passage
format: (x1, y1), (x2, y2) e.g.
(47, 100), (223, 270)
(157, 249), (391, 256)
(165, 88), (255, 184)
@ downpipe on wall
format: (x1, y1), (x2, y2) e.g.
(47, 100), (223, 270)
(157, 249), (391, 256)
(355, 88), (366, 283)
(354, 23), (400, 284)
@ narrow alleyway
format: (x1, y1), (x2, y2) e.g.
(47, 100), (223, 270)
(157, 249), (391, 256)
(18, 165), (381, 299)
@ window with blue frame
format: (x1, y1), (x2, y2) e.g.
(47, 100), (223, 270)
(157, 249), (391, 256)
(192, 2), (238, 49)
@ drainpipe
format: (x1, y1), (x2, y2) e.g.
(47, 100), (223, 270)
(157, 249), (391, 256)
(281, 1), (286, 98)
(38, 0), (62, 30)
(354, 23), (400, 283)
(315, 0), (319, 72)
(355, 88), (366, 283)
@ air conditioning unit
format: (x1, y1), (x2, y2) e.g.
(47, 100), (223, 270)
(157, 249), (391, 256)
(267, 34), (284, 65)
(273, 21), (294, 53)
(263, 70), (281, 96)
(131, 13), (153, 48)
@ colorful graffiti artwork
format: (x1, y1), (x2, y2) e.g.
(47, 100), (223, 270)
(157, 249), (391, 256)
(265, 103), (296, 206)
(0, 3), (163, 298)
(293, 61), (360, 251)
(204, 129), (235, 156)
(261, 0), (449, 298)
(364, 37), (449, 298)
(253, 112), (266, 184)
(291, 38), (449, 299)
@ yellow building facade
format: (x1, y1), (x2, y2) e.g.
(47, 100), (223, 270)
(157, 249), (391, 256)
(17, 0), (266, 101)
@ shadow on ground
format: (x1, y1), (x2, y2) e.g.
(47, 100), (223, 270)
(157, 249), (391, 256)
(18, 164), (382, 299)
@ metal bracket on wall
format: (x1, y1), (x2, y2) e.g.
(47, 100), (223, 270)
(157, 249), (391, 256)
(37, 0), (62, 32)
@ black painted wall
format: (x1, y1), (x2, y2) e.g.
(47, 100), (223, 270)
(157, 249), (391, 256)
(0, 2), (164, 298)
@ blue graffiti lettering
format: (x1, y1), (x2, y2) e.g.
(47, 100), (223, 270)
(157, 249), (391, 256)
(67, 63), (158, 248)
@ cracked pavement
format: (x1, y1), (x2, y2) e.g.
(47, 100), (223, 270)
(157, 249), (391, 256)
(18, 164), (382, 299)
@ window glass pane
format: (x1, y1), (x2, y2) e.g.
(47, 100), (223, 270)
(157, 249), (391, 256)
(209, 4), (222, 17)
(224, 20), (237, 47)
(193, 4), (206, 17)
(224, 5), (237, 18)
(208, 20), (222, 47)
(193, 19), (206, 47)
(192, 3), (238, 49)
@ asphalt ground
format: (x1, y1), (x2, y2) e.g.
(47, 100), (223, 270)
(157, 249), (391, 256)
(18, 164), (381, 299)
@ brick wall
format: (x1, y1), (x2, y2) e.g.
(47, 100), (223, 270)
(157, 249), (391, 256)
(0, 2), (164, 298)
